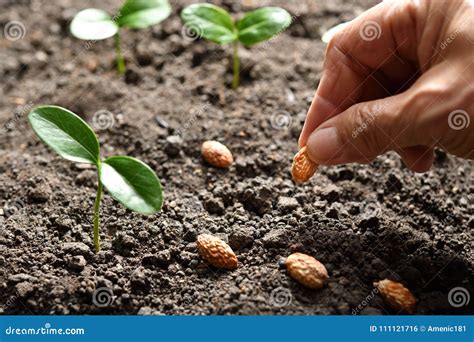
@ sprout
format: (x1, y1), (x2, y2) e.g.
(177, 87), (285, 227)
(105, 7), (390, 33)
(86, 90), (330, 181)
(28, 106), (163, 252)
(70, 0), (171, 74)
(181, 3), (292, 89)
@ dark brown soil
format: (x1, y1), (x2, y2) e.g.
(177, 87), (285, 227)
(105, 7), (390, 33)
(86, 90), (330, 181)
(0, 0), (472, 315)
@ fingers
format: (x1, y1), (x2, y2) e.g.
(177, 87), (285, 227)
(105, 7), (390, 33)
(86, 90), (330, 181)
(299, 0), (421, 148)
(304, 64), (474, 170)
(305, 95), (407, 166)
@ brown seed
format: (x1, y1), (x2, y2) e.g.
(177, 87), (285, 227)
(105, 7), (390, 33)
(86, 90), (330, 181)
(373, 279), (416, 314)
(201, 141), (233, 168)
(285, 252), (328, 289)
(291, 146), (318, 183)
(196, 234), (238, 270)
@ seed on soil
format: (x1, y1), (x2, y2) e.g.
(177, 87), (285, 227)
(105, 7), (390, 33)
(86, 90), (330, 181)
(196, 234), (238, 270)
(285, 252), (328, 289)
(291, 146), (318, 184)
(373, 279), (416, 314)
(201, 140), (233, 168)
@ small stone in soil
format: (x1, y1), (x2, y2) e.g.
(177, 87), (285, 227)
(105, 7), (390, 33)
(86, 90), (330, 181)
(15, 281), (34, 298)
(315, 184), (341, 202)
(262, 228), (290, 248)
(164, 135), (183, 157)
(27, 183), (52, 203)
(67, 255), (87, 271)
(62, 242), (91, 256)
(8, 273), (37, 283)
(203, 196), (225, 215)
(130, 268), (150, 292)
(154, 115), (169, 128)
(53, 215), (75, 232)
(277, 196), (299, 213)
(113, 233), (137, 256)
(229, 227), (254, 250)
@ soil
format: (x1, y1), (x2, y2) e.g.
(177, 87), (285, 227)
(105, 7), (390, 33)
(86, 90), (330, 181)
(0, 0), (472, 315)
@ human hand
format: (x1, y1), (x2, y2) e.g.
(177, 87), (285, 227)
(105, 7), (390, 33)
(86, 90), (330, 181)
(299, 0), (473, 172)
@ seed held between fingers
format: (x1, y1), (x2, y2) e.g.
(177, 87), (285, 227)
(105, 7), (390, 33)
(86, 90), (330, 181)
(291, 146), (318, 183)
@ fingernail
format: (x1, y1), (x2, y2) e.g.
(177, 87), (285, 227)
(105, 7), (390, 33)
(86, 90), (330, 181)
(306, 127), (343, 163)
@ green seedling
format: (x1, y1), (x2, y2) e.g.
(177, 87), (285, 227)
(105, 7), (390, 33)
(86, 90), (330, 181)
(181, 3), (291, 89)
(70, 0), (171, 74)
(28, 106), (163, 252)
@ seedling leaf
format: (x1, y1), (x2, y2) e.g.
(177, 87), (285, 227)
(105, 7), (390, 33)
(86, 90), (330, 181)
(70, 8), (119, 40)
(100, 156), (163, 214)
(237, 7), (291, 46)
(181, 3), (236, 44)
(117, 0), (172, 29)
(28, 106), (100, 165)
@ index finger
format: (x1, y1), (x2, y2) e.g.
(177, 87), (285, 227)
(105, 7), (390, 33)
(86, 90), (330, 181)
(298, 0), (420, 147)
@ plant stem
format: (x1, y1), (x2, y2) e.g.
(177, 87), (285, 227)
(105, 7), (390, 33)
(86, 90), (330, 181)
(232, 40), (240, 89)
(93, 179), (103, 253)
(115, 32), (125, 74)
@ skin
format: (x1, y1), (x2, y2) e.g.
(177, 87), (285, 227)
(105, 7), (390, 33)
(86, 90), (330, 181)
(299, 0), (474, 172)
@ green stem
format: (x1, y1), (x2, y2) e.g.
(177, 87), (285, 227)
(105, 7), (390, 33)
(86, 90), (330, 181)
(232, 41), (240, 89)
(115, 32), (125, 74)
(93, 178), (103, 253)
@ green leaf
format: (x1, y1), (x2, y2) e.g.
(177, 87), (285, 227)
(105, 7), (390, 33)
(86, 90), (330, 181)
(181, 3), (236, 44)
(70, 8), (119, 40)
(237, 7), (291, 46)
(117, 0), (171, 29)
(28, 106), (100, 165)
(100, 156), (163, 214)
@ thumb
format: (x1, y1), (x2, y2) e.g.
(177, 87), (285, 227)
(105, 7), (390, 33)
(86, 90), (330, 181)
(304, 95), (433, 169)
